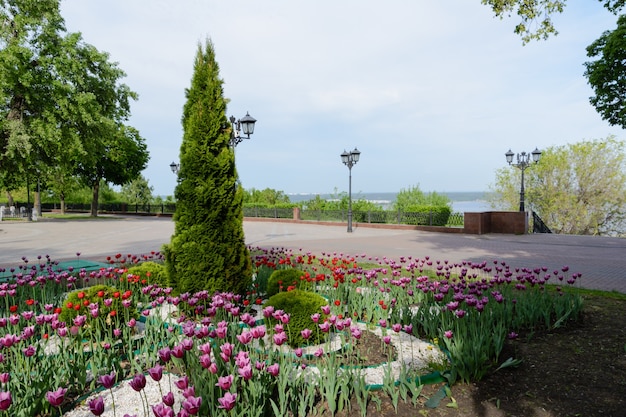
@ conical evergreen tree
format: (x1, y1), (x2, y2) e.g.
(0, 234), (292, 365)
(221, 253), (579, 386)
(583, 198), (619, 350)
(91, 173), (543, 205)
(163, 39), (251, 296)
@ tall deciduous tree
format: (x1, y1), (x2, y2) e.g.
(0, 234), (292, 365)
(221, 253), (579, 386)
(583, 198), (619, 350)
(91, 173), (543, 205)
(584, 14), (626, 129)
(164, 39), (251, 296)
(392, 184), (451, 211)
(0, 0), (66, 194)
(1, 1), (148, 216)
(121, 174), (153, 206)
(490, 137), (626, 235)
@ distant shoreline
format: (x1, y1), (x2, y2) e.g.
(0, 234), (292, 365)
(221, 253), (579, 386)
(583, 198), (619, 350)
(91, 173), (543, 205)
(286, 191), (492, 212)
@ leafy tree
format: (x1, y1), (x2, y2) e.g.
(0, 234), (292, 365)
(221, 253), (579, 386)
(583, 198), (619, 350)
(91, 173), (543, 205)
(584, 14), (626, 129)
(57, 35), (148, 216)
(490, 137), (626, 235)
(163, 39), (251, 296)
(0, 1), (148, 217)
(120, 174), (153, 206)
(0, 0), (66, 195)
(301, 189), (383, 212)
(392, 184), (451, 212)
(243, 187), (291, 205)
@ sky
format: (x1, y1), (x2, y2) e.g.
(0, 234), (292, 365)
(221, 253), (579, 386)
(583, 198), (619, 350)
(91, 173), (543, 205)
(59, 0), (624, 197)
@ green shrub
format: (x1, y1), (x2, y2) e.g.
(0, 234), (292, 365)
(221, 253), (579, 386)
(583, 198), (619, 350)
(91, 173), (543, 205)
(265, 290), (329, 347)
(58, 285), (139, 336)
(401, 205), (451, 226)
(266, 268), (309, 297)
(126, 262), (169, 287)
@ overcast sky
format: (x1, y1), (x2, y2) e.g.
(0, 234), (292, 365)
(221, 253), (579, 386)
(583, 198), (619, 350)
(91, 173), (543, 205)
(60, 0), (623, 197)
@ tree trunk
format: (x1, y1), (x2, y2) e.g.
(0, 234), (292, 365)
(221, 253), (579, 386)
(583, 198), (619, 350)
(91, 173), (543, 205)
(91, 181), (99, 217)
(34, 189), (41, 217)
(60, 191), (66, 215)
(5, 191), (13, 206)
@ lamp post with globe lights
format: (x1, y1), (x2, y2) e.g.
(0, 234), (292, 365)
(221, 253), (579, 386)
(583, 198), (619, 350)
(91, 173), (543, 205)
(505, 148), (542, 212)
(341, 148), (361, 233)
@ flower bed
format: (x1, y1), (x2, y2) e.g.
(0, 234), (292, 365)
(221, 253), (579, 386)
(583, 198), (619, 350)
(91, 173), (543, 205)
(0, 249), (583, 416)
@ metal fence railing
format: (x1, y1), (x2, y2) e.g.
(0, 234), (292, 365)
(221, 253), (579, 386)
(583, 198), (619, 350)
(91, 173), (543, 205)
(34, 203), (465, 228)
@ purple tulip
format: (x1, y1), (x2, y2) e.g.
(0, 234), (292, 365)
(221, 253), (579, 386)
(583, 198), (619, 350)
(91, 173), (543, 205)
(267, 363), (280, 377)
(238, 364), (253, 380)
(0, 391), (12, 411)
(158, 347), (172, 363)
(151, 403), (175, 417)
(182, 395), (202, 415)
(22, 345), (36, 357)
(148, 364), (164, 382)
(215, 375), (233, 391)
(217, 392), (237, 411)
(128, 373), (146, 392)
(98, 371), (116, 389)
(174, 376), (189, 390)
(171, 344), (185, 359)
(162, 391), (175, 407)
(46, 387), (67, 407)
(88, 396), (105, 416)
(236, 331), (253, 345)
(273, 332), (287, 346)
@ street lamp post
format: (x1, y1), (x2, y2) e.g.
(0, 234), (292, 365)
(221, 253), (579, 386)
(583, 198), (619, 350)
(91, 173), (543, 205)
(341, 148), (361, 233)
(505, 148), (542, 211)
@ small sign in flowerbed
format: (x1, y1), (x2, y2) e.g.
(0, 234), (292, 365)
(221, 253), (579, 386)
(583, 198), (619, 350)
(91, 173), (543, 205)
(0, 248), (583, 416)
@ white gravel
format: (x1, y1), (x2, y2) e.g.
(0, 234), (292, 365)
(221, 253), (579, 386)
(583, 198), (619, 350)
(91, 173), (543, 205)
(64, 375), (184, 417)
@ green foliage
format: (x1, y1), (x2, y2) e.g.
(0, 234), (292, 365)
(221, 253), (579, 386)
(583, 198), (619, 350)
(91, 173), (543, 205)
(301, 189), (384, 212)
(0, 2), (148, 216)
(480, 0), (565, 43)
(401, 205), (452, 226)
(120, 174), (154, 206)
(243, 188), (291, 205)
(490, 137), (626, 235)
(585, 14), (626, 129)
(164, 39), (251, 296)
(265, 290), (329, 347)
(267, 268), (309, 297)
(126, 261), (169, 287)
(58, 284), (138, 336)
(392, 184), (451, 212)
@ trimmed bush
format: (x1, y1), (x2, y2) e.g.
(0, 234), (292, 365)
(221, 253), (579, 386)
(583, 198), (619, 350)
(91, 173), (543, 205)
(58, 285), (139, 336)
(266, 268), (309, 297)
(265, 290), (328, 347)
(401, 205), (451, 226)
(126, 262), (169, 288)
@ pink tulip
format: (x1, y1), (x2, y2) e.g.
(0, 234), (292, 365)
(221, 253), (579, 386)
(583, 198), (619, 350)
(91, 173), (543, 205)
(218, 392), (237, 411)
(46, 387), (67, 407)
(216, 375), (233, 390)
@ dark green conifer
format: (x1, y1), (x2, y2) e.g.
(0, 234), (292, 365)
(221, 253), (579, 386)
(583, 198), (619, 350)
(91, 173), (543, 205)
(163, 39), (251, 296)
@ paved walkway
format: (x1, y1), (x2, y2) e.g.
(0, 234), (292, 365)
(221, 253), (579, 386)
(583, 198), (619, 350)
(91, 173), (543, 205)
(1, 216), (624, 293)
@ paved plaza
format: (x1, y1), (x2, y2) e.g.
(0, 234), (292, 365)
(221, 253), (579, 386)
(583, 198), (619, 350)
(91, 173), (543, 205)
(1, 215), (624, 293)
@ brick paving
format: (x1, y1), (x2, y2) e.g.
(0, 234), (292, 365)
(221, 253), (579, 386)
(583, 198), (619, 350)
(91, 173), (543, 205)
(1, 216), (624, 293)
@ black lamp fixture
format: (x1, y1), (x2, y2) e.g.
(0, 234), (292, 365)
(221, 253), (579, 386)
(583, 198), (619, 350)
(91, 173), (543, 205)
(505, 147), (542, 211)
(170, 111), (257, 176)
(229, 112), (257, 147)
